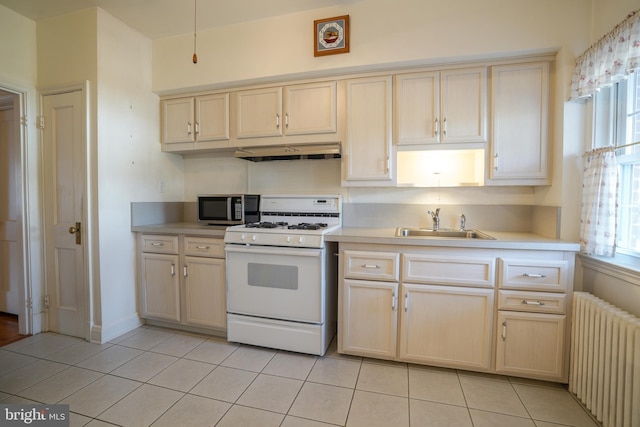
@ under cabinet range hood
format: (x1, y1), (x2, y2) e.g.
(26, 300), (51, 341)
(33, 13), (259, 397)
(234, 143), (341, 162)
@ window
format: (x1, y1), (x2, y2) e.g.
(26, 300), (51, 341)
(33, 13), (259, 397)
(593, 73), (640, 256)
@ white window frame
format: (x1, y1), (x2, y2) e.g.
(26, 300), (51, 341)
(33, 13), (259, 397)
(592, 73), (640, 258)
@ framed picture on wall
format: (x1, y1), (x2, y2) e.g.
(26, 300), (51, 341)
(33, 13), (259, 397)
(314, 15), (350, 57)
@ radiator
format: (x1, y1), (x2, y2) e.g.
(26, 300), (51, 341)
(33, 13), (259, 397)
(570, 292), (640, 427)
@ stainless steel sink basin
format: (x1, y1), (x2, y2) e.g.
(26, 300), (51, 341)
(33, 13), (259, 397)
(395, 228), (495, 239)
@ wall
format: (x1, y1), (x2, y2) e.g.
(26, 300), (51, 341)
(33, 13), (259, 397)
(37, 8), (184, 342)
(0, 5), (42, 334)
(153, 0), (591, 242)
(94, 9), (184, 341)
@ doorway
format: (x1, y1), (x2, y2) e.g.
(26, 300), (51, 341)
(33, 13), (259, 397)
(0, 88), (27, 336)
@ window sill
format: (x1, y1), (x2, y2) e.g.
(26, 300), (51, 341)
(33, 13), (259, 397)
(579, 253), (640, 287)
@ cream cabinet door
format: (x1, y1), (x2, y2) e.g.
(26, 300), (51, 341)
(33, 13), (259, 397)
(235, 87), (283, 138)
(399, 283), (494, 371)
(396, 72), (440, 145)
(496, 311), (566, 381)
(342, 279), (398, 359)
(161, 97), (195, 144)
(139, 253), (180, 322)
(343, 76), (395, 185)
(183, 256), (226, 329)
(489, 61), (550, 184)
(195, 93), (229, 142)
(440, 67), (487, 144)
(283, 81), (337, 136)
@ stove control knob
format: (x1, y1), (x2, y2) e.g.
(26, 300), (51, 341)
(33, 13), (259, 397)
(252, 235), (257, 241)
(286, 236), (292, 243)
(240, 234), (246, 241)
(298, 236), (305, 244)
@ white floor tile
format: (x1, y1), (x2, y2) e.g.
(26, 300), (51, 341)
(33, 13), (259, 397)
(346, 390), (409, 427)
(183, 338), (238, 364)
(219, 345), (276, 372)
(0, 350), (39, 377)
(0, 359), (68, 394)
(18, 366), (103, 403)
(307, 356), (361, 388)
(150, 394), (230, 427)
(459, 374), (529, 417)
(215, 405), (284, 427)
(281, 416), (338, 427)
(357, 361), (408, 397)
(110, 351), (177, 382)
(63, 374), (142, 417)
(147, 358), (215, 392)
(409, 399), (473, 427)
(148, 332), (206, 357)
(189, 366), (257, 402)
(12, 334), (83, 358)
(68, 411), (93, 427)
(409, 365), (466, 406)
(236, 373), (303, 413)
(46, 341), (113, 365)
(289, 382), (353, 425)
(97, 384), (183, 427)
(263, 351), (317, 380)
(469, 409), (537, 427)
(116, 328), (175, 351)
(76, 345), (143, 373)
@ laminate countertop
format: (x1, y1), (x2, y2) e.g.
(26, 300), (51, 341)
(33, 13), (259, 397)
(326, 227), (580, 252)
(131, 222), (227, 238)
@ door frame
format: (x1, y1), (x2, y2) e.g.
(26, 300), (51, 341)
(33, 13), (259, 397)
(0, 83), (31, 336)
(39, 82), (92, 341)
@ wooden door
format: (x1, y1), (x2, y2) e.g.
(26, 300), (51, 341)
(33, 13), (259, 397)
(0, 96), (20, 314)
(440, 67), (487, 143)
(395, 72), (440, 145)
(140, 253), (180, 321)
(283, 81), (337, 136)
(195, 93), (229, 142)
(235, 87), (282, 138)
(162, 97), (195, 144)
(42, 90), (87, 338)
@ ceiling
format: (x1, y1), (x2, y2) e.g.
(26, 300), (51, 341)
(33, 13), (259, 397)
(0, 0), (358, 39)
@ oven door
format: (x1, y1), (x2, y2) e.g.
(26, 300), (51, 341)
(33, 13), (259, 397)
(225, 244), (325, 324)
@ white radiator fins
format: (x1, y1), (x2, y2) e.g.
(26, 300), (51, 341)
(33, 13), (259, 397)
(570, 292), (640, 427)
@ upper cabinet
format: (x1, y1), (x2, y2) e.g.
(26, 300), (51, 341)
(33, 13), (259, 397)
(342, 76), (395, 186)
(395, 67), (487, 146)
(488, 61), (550, 185)
(161, 93), (230, 152)
(233, 81), (338, 145)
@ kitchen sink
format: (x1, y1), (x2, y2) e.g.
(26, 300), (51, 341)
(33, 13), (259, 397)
(395, 228), (495, 239)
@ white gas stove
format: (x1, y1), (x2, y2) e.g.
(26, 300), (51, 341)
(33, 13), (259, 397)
(224, 194), (341, 356)
(224, 194), (341, 248)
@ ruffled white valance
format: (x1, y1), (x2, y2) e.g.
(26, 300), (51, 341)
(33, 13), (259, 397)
(570, 9), (640, 100)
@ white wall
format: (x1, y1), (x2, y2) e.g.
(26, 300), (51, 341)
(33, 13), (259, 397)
(153, 0), (592, 241)
(95, 9), (184, 341)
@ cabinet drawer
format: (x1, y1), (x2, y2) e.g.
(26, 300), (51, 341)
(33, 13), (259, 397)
(344, 250), (399, 281)
(403, 254), (495, 288)
(498, 290), (566, 314)
(499, 258), (568, 292)
(184, 236), (225, 258)
(140, 234), (179, 254)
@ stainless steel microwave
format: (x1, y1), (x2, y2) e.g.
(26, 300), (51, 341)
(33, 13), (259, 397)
(197, 194), (260, 225)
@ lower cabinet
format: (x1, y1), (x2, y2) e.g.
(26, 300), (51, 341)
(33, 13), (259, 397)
(138, 234), (226, 332)
(399, 284), (494, 371)
(338, 243), (575, 382)
(495, 311), (566, 380)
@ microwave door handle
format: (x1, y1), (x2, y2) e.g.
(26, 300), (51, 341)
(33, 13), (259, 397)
(227, 197), (233, 221)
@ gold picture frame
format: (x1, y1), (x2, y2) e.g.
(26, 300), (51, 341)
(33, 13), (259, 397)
(314, 15), (350, 57)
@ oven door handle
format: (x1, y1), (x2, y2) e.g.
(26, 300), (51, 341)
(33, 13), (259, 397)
(225, 245), (322, 257)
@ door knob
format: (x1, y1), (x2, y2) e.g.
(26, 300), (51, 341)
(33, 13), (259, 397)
(69, 222), (81, 244)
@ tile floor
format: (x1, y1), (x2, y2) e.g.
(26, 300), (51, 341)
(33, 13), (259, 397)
(0, 325), (601, 427)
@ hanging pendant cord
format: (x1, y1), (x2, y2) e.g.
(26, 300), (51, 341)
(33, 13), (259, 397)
(192, 0), (198, 63)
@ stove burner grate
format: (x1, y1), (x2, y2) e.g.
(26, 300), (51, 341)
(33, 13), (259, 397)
(245, 221), (289, 229)
(288, 223), (328, 230)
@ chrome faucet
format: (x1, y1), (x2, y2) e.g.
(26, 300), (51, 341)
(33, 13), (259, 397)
(459, 213), (466, 231)
(427, 208), (440, 230)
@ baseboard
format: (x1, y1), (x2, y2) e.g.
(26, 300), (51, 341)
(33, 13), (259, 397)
(90, 313), (143, 344)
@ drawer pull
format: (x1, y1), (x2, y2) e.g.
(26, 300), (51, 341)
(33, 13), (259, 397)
(391, 291), (396, 310)
(184, 265), (188, 277)
(196, 245), (210, 249)
(404, 293), (409, 312)
(522, 300), (545, 306)
(361, 264), (380, 269)
(522, 273), (546, 278)
(150, 242), (164, 247)
(502, 321), (507, 341)
(170, 264), (175, 276)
